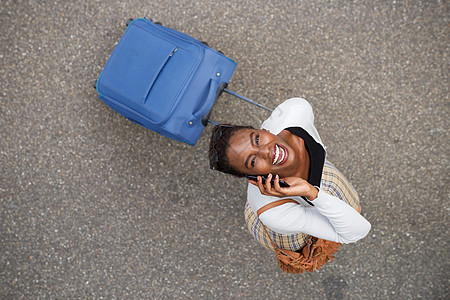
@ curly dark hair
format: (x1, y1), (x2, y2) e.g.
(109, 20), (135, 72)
(208, 124), (255, 177)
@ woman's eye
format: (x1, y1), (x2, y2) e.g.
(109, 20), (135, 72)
(255, 134), (260, 145)
(251, 156), (256, 167)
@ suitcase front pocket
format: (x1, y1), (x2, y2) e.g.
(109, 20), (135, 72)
(143, 47), (200, 124)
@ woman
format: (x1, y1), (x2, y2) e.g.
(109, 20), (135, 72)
(209, 98), (371, 253)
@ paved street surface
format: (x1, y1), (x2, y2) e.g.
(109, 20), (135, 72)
(1, 1), (448, 299)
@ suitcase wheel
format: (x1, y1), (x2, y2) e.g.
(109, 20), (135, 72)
(201, 41), (224, 55)
(127, 18), (162, 27)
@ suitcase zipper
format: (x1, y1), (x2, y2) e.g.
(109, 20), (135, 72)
(169, 48), (178, 56)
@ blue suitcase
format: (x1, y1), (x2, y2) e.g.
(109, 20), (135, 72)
(96, 18), (236, 145)
(96, 18), (271, 145)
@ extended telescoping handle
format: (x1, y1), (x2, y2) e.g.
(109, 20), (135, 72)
(223, 89), (273, 113)
(202, 85), (273, 126)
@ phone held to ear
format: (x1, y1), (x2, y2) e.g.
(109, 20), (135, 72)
(247, 175), (290, 188)
(247, 175), (315, 206)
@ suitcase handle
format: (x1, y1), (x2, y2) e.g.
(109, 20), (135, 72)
(193, 80), (224, 122)
(223, 89), (273, 112)
(202, 85), (273, 126)
(201, 82), (229, 126)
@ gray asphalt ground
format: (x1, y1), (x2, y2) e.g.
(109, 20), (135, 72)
(1, 1), (448, 299)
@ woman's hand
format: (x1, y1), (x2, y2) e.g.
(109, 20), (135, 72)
(248, 174), (319, 200)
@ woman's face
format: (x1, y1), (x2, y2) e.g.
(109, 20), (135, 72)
(226, 128), (301, 178)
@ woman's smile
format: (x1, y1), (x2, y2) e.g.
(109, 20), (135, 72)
(273, 144), (289, 165)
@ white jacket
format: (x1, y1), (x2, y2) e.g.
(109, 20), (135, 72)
(247, 98), (371, 244)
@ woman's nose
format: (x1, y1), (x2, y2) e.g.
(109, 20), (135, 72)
(258, 143), (271, 159)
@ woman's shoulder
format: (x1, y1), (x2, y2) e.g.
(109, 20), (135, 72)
(279, 97), (312, 107)
(273, 98), (313, 117)
(261, 98), (315, 135)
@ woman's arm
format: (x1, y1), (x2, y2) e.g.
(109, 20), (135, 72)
(250, 175), (371, 243)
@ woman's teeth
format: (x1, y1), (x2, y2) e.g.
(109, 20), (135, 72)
(273, 144), (285, 165)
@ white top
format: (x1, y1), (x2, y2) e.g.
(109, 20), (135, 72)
(247, 98), (371, 244)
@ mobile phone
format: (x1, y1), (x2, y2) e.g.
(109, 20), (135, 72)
(247, 175), (290, 188)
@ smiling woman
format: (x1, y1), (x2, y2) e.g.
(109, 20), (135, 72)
(225, 127), (310, 180)
(208, 98), (371, 272)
